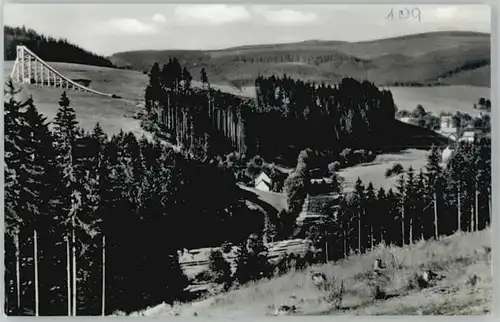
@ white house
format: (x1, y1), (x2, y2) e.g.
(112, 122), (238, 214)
(459, 131), (476, 143)
(439, 115), (457, 134)
(254, 171), (273, 192)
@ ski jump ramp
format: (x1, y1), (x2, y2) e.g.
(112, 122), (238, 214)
(10, 45), (117, 98)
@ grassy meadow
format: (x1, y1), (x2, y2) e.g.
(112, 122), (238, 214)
(133, 228), (491, 317)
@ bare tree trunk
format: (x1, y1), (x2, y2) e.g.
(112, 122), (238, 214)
(370, 225), (374, 249)
(475, 188), (479, 231)
(470, 206), (474, 233)
(358, 212), (361, 254)
(409, 217), (413, 245)
(66, 236), (71, 316)
(343, 229), (347, 259)
(401, 206), (405, 246)
(325, 241), (329, 263)
(488, 189), (492, 227)
(433, 192), (438, 239)
(15, 233), (21, 312)
(457, 186), (461, 232)
(102, 235), (106, 316)
(72, 218), (76, 316)
(33, 230), (39, 316)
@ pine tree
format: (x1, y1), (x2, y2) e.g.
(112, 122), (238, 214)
(52, 91), (81, 316)
(395, 174), (406, 246)
(405, 167), (416, 244)
(448, 145), (466, 233)
(23, 101), (55, 316)
(426, 144), (442, 239)
(376, 187), (387, 244)
(353, 178), (365, 253)
(200, 68), (209, 89)
(415, 169), (429, 240)
(4, 80), (27, 314)
(182, 67), (192, 93)
(364, 182), (376, 250)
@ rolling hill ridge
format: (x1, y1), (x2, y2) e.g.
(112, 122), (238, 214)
(110, 31), (490, 88)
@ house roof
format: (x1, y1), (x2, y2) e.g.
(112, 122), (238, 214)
(255, 179), (272, 189)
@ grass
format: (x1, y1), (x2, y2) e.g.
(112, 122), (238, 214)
(386, 86), (491, 116)
(4, 61), (148, 136)
(338, 148), (429, 192)
(135, 228), (491, 317)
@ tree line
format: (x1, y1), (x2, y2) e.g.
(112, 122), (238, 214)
(4, 81), (269, 316)
(143, 58), (253, 159)
(142, 59), (398, 166)
(4, 26), (115, 68)
(251, 74), (397, 163)
(285, 140), (491, 262)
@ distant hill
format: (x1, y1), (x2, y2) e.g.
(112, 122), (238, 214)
(110, 31), (490, 88)
(4, 25), (116, 68)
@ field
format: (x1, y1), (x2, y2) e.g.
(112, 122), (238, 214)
(386, 86), (491, 116)
(133, 228), (492, 317)
(339, 149), (429, 192)
(4, 61), (148, 136)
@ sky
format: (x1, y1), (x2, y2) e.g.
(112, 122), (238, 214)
(4, 4), (491, 56)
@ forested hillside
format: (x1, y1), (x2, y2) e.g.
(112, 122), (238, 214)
(4, 26), (115, 68)
(111, 31), (491, 88)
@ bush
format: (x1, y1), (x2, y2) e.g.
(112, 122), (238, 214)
(339, 148), (352, 166)
(386, 163), (404, 178)
(328, 161), (340, 173)
(194, 270), (213, 283)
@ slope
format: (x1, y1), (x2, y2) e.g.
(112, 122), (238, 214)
(4, 25), (115, 68)
(133, 228), (491, 317)
(3, 60), (148, 136)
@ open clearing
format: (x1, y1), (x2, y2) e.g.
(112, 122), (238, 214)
(386, 86), (490, 117)
(339, 148), (429, 192)
(134, 228), (491, 317)
(4, 61), (148, 136)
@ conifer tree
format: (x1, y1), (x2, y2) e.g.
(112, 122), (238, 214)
(364, 182), (376, 250)
(353, 178), (365, 253)
(405, 167), (416, 244)
(375, 187), (387, 244)
(200, 68), (209, 89)
(395, 174), (406, 246)
(4, 81), (27, 314)
(52, 91), (80, 316)
(426, 144), (442, 239)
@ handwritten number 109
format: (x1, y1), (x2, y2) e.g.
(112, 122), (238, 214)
(387, 7), (421, 22)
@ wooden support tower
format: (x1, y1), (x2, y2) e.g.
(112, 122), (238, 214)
(10, 45), (114, 97)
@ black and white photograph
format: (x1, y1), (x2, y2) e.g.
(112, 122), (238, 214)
(3, 3), (492, 317)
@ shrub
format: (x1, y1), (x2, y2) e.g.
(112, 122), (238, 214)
(221, 241), (233, 254)
(325, 279), (345, 309)
(194, 270), (213, 283)
(339, 148), (352, 166)
(386, 163), (404, 178)
(328, 161), (340, 173)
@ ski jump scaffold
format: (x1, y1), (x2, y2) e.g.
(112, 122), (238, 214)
(10, 45), (116, 98)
